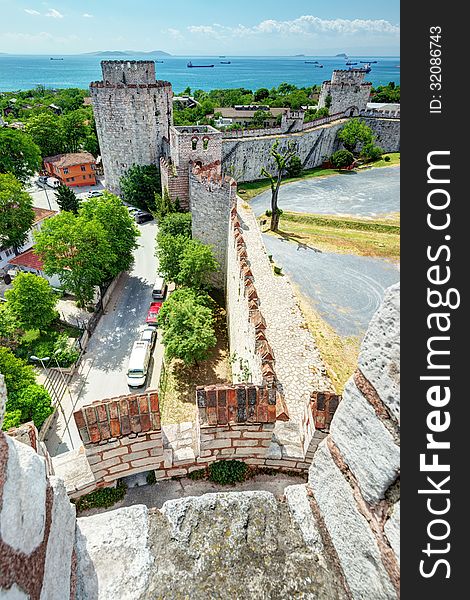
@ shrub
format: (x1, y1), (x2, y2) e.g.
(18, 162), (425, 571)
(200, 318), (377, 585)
(361, 143), (383, 162)
(285, 154), (303, 178)
(53, 333), (80, 367)
(208, 460), (248, 485)
(2, 410), (22, 431)
(73, 482), (127, 512)
(158, 212), (192, 238)
(273, 266), (283, 275)
(384, 155), (391, 162)
(188, 468), (207, 481)
(330, 149), (355, 169)
(11, 384), (54, 430)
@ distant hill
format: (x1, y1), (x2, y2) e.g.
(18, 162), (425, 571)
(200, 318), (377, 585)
(335, 53), (348, 58)
(84, 50), (171, 57)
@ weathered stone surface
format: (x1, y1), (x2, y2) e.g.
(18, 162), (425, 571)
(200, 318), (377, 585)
(147, 491), (347, 599)
(284, 484), (324, 554)
(40, 477), (76, 600)
(309, 442), (396, 599)
(384, 501), (400, 561)
(0, 584), (29, 599)
(358, 283), (400, 423)
(75, 505), (153, 600)
(0, 436), (46, 554)
(329, 379), (400, 504)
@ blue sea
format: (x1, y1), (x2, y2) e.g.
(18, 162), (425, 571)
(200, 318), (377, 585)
(0, 54), (400, 92)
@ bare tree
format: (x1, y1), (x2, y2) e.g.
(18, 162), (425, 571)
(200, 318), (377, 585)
(261, 140), (297, 231)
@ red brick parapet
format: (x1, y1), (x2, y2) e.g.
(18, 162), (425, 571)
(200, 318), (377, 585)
(310, 391), (341, 431)
(73, 391), (161, 445)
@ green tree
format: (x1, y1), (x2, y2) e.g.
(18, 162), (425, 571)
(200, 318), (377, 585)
(0, 128), (41, 182)
(154, 187), (180, 223)
(34, 211), (113, 306)
(330, 149), (355, 169)
(0, 304), (21, 350)
(158, 212), (192, 238)
(9, 384), (53, 430)
(177, 239), (219, 289)
(156, 233), (188, 283)
(337, 118), (374, 154)
(0, 347), (36, 399)
(251, 110), (267, 128)
(120, 164), (162, 211)
(0, 173), (35, 252)
(61, 110), (88, 153)
(79, 192), (140, 279)
(360, 143), (384, 162)
(4, 272), (58, 332)
(254, 88), (270, 102)
(157, 288), (216, 366)
(261, 140), (298, 231)
(324, 94), (332, 109)
(55, 184), (79, 214)
(25, 112), (64, 157)
(286, 155), (303, 178)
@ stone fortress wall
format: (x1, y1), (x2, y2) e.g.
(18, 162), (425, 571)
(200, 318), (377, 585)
(90, 61), (173, 194)
(0, 284), (400, 599)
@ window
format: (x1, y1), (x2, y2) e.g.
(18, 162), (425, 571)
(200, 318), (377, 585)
(81, 165), (86, 172)
(202, 137), (209, 150)
(89, 174), (93, 179)
(70, 177), (75, 182)
(83, 175), (86, 180)
(63, 168), (69, 175)
(91, 164), (96, 170)
(191, 137), (198, 150)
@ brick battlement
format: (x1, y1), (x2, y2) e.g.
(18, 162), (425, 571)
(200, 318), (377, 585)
(73, 391), (161, 444)
(90, 80), (172, 89)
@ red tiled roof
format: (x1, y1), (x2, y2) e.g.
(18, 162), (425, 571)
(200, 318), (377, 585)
(32, 207), (57, 224)
(74, 391), (161, 444)
(43, 152), (96, 168)
(196, 384), (288, 426)
(8, 248), (44, 270)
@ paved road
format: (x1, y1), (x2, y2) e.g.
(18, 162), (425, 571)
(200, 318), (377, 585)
(25, 177), (107, 212)
(262, 234), (399, 337)
(251, 166), (400, 217)
(45, 220), (164, 456)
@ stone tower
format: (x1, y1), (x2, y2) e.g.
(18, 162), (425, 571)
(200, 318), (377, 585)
(318, 69), (372, 115)
(90, 60), (173, 194)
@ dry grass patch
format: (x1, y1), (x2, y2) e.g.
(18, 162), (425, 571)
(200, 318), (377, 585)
(158, 299), (231, 425)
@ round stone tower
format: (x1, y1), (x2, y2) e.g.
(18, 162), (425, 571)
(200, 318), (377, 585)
(90, 60), (173, 194)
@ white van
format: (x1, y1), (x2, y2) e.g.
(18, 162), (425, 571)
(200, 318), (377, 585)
(126, 340), (151, 388)
(152, 274), (167, 300)
(46, 177), (60, 188)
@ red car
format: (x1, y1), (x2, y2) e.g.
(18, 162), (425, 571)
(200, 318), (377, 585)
(146, 301), (163, 326)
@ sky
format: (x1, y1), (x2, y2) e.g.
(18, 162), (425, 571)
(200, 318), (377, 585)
(0, 1), (400, 55)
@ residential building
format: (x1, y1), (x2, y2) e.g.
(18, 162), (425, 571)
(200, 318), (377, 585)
(43, 152), (97, 188)
(8, 248), (61, 289)
(0, 207), (56, 270)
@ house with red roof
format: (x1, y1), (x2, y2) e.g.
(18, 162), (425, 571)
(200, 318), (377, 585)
(43, 152), (97, 188)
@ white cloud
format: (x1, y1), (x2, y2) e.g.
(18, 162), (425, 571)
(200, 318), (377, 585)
(163, 28), (183, 39)
(187, 15), (399, 39)
(82, 13), (94, 18)
(45, 8), (64, 19)
(24, 9), (41, 15)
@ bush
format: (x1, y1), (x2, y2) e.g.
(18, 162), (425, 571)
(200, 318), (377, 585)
(285, 155), (303, 178)
(330, 149), (355, 169)
(73, 482), (127, 512)
(154, 188), (180, 223)
(208, 460), (248, 485)
(273, 266), (283, 275)
(2, 410), (22, 431)
(10, 384), (54, 430)
(158, 212), (192, 238)
(53, 333), (80, 367)
(265, 208), (283, 218)
(188, 468), (207, 481)
(361, 143), (383, 162)
(384, 155), (391, 162)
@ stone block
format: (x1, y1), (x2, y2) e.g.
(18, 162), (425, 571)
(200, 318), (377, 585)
(125, 450), (150, 462)
(330, 379), (400, 504)
(101, 446), (129, 461)
(129, 439), (161, 453)
(384, 501), (400, 561)
(284, 484), (323, 553)
(201, 438), (232, 450)
(163, 449), (173, 469)
(166, 468), (188, 477)
(108, 463), (131, 474)
(234, 447), (266, 457)
(173, 447), (195, 464)
(130, 457), (160, 468)
(308, 442), (396, 599)
(358, 283), (400, 423)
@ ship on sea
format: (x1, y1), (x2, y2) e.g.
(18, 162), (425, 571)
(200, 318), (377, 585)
(304, 61), (319, 64)
(350, 62), (371, 73)
(345, 61), (358, 65)
(187, 61), (214, 68)
(220, 61), (231, 64)
(50, 57), (64, 60)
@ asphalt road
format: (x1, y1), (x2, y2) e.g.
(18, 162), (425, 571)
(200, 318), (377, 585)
(262, 234), (399, 337)
(251, 166), (400, 217)
(45, 220), (163, 455)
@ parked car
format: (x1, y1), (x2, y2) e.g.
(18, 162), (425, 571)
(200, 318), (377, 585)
(152, 274), (167, 300)
(46, 177), (60, 188)
(37, 176), (48, 186)
(134, 210), (153, 224)
(146, 301), (163, 327)
(127, 206), (139, 215)
(126, 340), (151, 388)
(140, 326), (157, 350)
(87, 190), (104, 198)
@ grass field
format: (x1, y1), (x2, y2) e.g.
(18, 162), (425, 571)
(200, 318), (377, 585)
(238, 153), (400, 201)
(262, 211), (400, 261)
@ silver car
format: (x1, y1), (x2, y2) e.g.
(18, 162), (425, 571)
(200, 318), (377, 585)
(139, 326), (157, 351)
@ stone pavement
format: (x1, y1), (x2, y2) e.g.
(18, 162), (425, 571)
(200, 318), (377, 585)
(238, 203), (333, 459)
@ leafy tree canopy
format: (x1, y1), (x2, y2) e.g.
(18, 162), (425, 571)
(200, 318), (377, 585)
(0, 173), (35, 251)
(120, 164), (161, 211)
(158, 212), (192, 238)
(177, 239), (219, 289)
(330, 149), (355, 168)
(55, 183), (79, 214)
(4, 272), (58, 332)
(0, 128), (41, 182)
(25, 112), (64, 157)
(337, 118), (374, 153)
